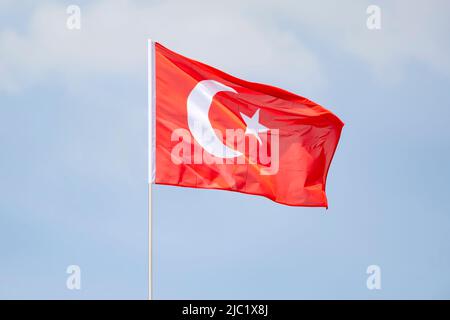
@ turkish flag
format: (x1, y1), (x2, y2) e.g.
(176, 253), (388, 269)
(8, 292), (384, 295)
(150, 42), (343, 207)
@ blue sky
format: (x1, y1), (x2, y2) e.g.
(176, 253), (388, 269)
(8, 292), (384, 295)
(1, 0), (450, 299)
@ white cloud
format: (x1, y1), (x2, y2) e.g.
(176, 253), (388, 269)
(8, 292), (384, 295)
(0, 0), (323, 93)
(2, 0), (449, 93)
(263, 0), (450, 81)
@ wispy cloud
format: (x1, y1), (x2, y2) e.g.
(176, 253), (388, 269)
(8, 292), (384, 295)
(2, 0), (450, 91)
(0, 0), (323, 93)
(265, 0), (450, 81)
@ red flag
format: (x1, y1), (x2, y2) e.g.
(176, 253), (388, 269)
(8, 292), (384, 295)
(149, 41), (343, 207)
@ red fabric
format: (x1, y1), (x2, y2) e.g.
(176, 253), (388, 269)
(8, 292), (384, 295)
(153, 42), (344, 207)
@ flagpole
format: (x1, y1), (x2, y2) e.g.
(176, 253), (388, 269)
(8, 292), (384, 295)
(148, 184), (152, 300)
(148, 39), (155, 301)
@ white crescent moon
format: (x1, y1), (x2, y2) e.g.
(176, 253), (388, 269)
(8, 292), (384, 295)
(187, 80), (242, 158)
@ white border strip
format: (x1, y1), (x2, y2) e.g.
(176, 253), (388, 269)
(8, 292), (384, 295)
(147, 39), (155, 301)
(148, 39), (156, 183)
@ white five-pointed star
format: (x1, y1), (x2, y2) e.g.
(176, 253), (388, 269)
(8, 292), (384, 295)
(240, 109), (269, 145)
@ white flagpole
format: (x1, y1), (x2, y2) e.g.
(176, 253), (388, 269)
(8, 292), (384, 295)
(147, 39), (155, 300)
